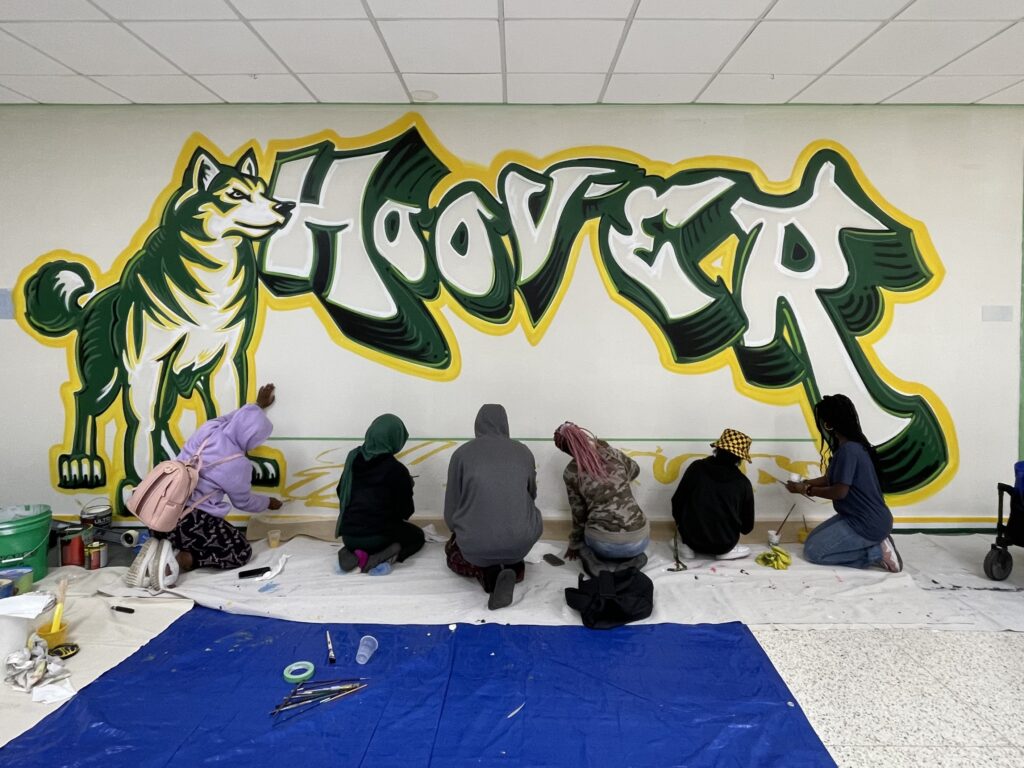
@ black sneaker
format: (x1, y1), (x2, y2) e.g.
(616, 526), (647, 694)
(361, 543), (401, 573)
(487, 567), (516, 610)
(337, 547), (359, 573)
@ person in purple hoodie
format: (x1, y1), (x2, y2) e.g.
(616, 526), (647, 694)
(126, 384), (283, 589)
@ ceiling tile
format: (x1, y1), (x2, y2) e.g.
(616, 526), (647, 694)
(2, 21), (178, 74)
(196, 73), (314, 102)
(617, 20), (751, 72)
(0, 1), (104, 21)
(939, 22), (1024, 74)
(253, 20), (392, 73)
(768, 0), (908, 20)
(603, 73), (706, 102)
(0, 82), (30, 100)
(404, 73), (501, 102)
(791, 74), (918, 103)
(507, 72), (604, 102)
(127, 21), (286, 74)
(725, 21), (878, 74)
(300, 73), (407, 101)
(0, 29), (71, 74)
(0, 74), (127, 102)
(637, 0), (770, 19)
(504, 0), (633, 18)
(233, 0), (366, 19)
(831, 21), (1007, 75)
(698, 72), (814, 102)
(506, 20), (623, 73)
(979, 78), (1024, 102)
(885, 74), (1024, 102)
(898, 0), (1024, 20)
(369, 0), (497, 18)
(95, 74), (220, 102)
(92, 0), (236, 20)
(379, 20), (500, 73)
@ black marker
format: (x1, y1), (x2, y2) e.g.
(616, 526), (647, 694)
(111, 605), (135, 614)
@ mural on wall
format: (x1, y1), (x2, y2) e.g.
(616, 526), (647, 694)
(15, 114), (956, 507)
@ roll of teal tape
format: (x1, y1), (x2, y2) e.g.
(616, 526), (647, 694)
(283, 660), (315, 683)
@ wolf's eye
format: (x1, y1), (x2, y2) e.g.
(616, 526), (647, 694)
(226, 189), (249, 201)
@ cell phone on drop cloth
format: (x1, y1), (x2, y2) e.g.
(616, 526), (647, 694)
(238, 566), (272, 579)
(543, 554), (565, 567)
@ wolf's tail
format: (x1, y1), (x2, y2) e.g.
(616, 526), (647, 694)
(23, 259), (95, 337)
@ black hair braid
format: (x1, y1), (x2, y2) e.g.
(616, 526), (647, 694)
(813, 394), (884, 482)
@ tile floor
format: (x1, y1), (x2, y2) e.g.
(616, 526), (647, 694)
(754, 627), (1024, 767)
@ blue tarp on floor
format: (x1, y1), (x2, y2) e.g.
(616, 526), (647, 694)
(0, 608), (833, 767)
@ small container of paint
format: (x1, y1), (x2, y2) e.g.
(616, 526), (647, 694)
(60, 528), (86, 568)
(267, 529), (281, 549)
(84, 542), (108, 570)
(79, 500), (112, 528)
(767, 530), (781, 546)
(38, 622), (68, 649)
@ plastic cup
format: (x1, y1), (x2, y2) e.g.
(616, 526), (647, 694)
(767, 529), (781, 546)
(38, 622), (68, 649)
(267, 530), (281, 549)
(355, 635), (378, 665)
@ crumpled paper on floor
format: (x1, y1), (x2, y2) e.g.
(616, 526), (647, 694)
(4, 634), (71, 696)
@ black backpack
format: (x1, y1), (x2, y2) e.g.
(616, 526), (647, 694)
(564, 567), (654, 630)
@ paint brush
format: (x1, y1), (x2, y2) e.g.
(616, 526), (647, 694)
(325, 630), (335, 665)
(775, 504), (797, 536)
(50, 577), (68, 633)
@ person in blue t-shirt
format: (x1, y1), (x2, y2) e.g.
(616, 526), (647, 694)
(785, 394), (903, 572)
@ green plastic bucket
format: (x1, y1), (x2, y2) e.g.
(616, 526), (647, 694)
(0, 504), (52, 580)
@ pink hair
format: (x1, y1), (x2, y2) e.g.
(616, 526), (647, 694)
(554, 422), (608, 478)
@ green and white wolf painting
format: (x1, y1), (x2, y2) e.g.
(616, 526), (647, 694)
(18, 142), (294, 503)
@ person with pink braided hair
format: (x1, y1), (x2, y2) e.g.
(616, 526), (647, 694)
(554, 422), (650, 576)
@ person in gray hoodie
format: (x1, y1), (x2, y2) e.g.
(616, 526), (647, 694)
(444, 404), (543, 610)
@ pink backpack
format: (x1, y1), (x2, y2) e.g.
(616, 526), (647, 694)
(125, 440), (242, 532)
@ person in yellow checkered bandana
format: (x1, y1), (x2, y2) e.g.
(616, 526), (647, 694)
(671, 429), (756, 561)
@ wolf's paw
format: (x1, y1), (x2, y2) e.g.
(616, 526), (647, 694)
(115, 480), (137, 513)
(58, 453), (106, 489)
(249, 456), (279, 486)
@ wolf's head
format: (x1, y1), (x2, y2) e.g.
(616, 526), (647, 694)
(170, 147), (294, 242)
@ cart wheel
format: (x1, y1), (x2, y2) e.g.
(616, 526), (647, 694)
(983, 547), (1013, 581)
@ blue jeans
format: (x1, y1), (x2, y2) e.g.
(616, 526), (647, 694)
(803, 515), (883, 569)
(584, 530), (649, 560)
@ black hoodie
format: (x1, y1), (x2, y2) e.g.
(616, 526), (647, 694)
(671, 453), (755, 555)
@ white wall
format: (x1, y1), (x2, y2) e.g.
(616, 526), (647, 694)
(0, 104), (1020, 528)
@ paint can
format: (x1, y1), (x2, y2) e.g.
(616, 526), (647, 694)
(79, 499), (112, 528)
(84, 542), (108, 570)
(60, 527), (85, 568)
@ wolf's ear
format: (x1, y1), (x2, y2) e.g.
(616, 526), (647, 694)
(185, 148), (220, 191)
(236, 149), (259, 179)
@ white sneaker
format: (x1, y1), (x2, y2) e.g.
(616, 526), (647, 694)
(156, 539), (180, 590)
(715, 544), (751, 561)
(677, 541), (697, 560)
(879, 536), (904, 573)
(125, 538), (158, 588)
